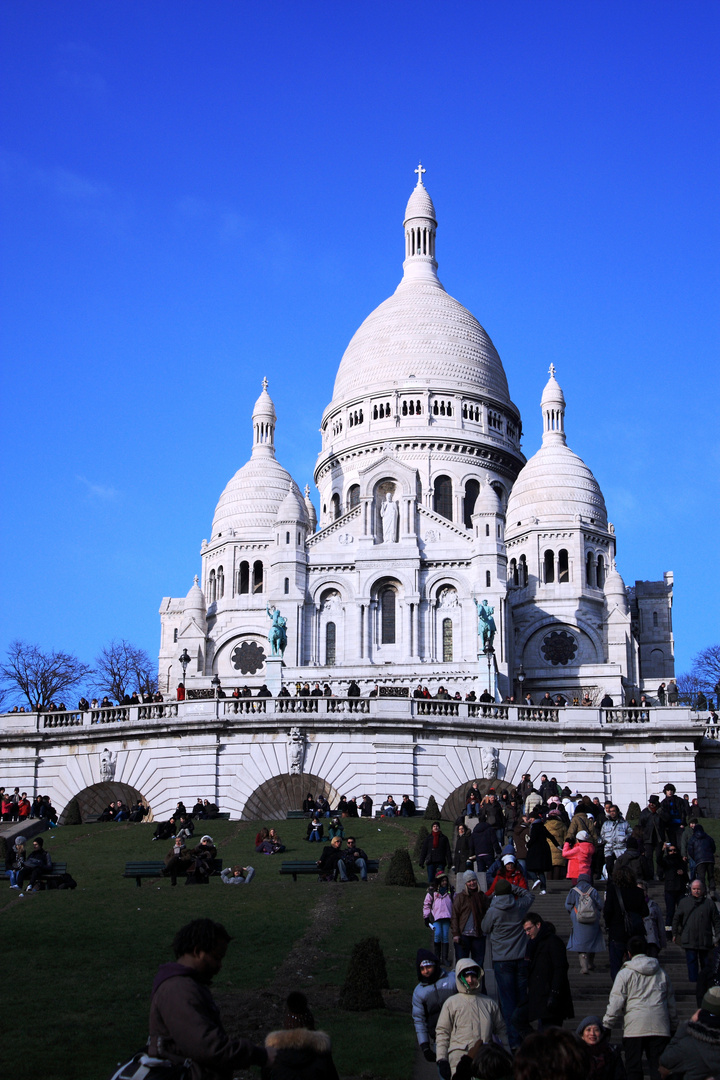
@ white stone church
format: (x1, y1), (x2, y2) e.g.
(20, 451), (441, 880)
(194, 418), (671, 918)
(4, 170), (705, 824)
(159, 170), (674, 704)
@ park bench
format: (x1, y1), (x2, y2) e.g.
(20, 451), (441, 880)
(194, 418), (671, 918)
(123, 858), (223, 887)
(279, 858), (379, 882)
(286, 810), (310, 819)
(25, 862), (69, 889)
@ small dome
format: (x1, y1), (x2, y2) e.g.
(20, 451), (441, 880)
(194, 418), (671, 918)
(212, 458), (303, 535)
(604, 561), (629, 614)
(253, 377), (276, 421)
(185, 575), (206, 614)
(276, 482), (309, 525)
(541, 367), (565, 408)
(404, 180), (436, 223)
(475, 478), (502, 512)
(304, 485), (318, 532)
(506, 443), (607, 529)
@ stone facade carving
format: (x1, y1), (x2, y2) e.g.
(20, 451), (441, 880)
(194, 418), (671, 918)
(100, 748), (116, 781)
(480, 745), (499, 780)
(288, 727), (305, 774)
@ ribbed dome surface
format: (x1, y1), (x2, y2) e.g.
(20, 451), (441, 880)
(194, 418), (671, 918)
(332, 281), (511, 404)
(404, 183), (436, 223)
(212, 458), (303, 535)
(506, 443), (607, 529)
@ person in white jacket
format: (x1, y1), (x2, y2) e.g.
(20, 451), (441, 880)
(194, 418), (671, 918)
(602, 936), (678, 1080)
(434, 958), (507, 1077)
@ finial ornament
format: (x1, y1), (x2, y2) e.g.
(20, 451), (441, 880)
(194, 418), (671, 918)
(304, 484), (310, 497)
(414, 161), (426, 186)
(262, 376), (268, 391)
(194, 575), (199, 586)
(548, 363), (556, 378)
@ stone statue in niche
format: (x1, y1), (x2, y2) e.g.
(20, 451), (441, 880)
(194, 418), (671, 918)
(480, 745), (499, 780)
(100, 748), (116, 781)
(288, 727), (305, 775)
(380, 492), (399, 543)
(438, 587), (459, 609)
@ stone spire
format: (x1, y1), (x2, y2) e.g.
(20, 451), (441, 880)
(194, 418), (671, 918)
(252, 376), (277, 457)
(540, 364), (567, 445)
(402, 163), (440, 285)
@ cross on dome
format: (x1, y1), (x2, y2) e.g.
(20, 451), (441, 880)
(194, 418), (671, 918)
(414, 162), (426, 186)
(262, 376), (268, 391)
(548, 363), (556, 378)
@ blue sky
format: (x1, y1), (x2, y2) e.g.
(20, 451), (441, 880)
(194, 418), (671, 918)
(1, 1), (718, 680)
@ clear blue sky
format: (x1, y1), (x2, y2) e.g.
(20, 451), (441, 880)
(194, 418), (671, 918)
(1, 1), (718, 680)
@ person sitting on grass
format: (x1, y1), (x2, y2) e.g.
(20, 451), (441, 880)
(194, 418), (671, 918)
(221, 865), (255, 884)
(18, 836), (52, 892)
(186, 835), (217, 885)
(306, 816), (324, 842)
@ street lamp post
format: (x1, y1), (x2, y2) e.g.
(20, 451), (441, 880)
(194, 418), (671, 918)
(517, 664), (525, 702)
(178, 649), (191, 688)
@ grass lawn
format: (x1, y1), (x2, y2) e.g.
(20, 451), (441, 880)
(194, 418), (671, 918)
(3, 814), (434, 1080)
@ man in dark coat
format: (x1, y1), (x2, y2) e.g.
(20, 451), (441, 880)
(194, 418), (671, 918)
(470, 819), (499, 875)
(523, 912), (573, 1028)
(659, 783), (687, 846)
(673, 880), (720, 982)
(687, 820), (716, 889)
(149, 918), (270, 1079)
(638, 795), (664, 880)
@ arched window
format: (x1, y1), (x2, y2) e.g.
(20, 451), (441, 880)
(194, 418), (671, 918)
(653, 611), (658, 628)
(208, 569), (216, 602)
(173, 628), (178, 643)
(486, 570), (491, 587)
(464, 479), (479, 528)
(326, 622), (336, 665)
(485, 523), (490, 536)
(509, 558), (518, 586)
(433, 475), (452, 520)
(519, 554), (528, 587)
(238, 561), (249, 594)
(347, 484), (360, 511)
(217, 566), (224, 599)
(331, 493), (341, 520)
(586, 551), (595, 587)
(543, 550), (555, 584)
(380, 586), (396, 644)
(252, 560), (263, 593)
(442, 618), (453, 662)
(284, 577), (289, 595)
(596, 554), (605, 588)
(558, 550), (569, 583)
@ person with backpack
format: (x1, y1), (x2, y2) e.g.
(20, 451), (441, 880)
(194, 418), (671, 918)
(562, 830), (595, 884)
(565, 872), (606, 975)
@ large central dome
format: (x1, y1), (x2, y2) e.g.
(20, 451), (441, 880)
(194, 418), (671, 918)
(332, 280), (511, 403)
(330, 171), (512, 407)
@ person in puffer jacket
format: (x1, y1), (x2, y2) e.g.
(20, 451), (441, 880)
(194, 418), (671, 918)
(562, 831), (595, 883)
(263, 991), (339, 1080)
(603, 935), (678, 1080)
(435, 958), (507, 1076)
(423, 871), (455, 967)
(411, 948), (456, 1061)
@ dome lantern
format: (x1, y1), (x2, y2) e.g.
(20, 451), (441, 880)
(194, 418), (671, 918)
(252, 376), (277, 458)
(402, 162), (440, 286)
(541, 364), (567, 446)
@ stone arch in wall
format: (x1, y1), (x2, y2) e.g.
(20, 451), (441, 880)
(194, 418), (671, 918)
(441, 778), (516, 823)
(59, 781), (152, 825)
(241, 772), (341, 821)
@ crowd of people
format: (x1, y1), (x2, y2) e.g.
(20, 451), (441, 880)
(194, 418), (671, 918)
(0, 787), (57, 823)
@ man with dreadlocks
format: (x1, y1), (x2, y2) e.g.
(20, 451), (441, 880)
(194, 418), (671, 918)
(148, 918), (273, 1079)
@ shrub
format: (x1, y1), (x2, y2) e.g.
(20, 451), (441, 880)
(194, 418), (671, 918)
(340, 936), (387, 1010)
(384, 847), (417, 887)
(424, 795), (441, 820)
(626, 801), (641, 822)
(413, 825), (429, 861)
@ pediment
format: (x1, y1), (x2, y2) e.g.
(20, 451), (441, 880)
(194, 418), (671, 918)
(418, 504), (474, 546)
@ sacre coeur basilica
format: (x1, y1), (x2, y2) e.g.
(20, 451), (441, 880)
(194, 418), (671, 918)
(3, 169), (717, 821)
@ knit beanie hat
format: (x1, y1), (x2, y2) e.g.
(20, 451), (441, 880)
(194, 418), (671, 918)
(284, 991), (315, 1030)
(576, 1015), (605, 1038)
(576, 830), (591, 842)
(701, 987), (720, 1017)
(494, 878), (512, 895)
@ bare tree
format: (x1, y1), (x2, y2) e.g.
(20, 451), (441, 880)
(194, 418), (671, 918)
(676, 670), (704, 706)
(691, 645), (720, 692)
(0, 640), (93, 711)
(94, 639), (157, 702)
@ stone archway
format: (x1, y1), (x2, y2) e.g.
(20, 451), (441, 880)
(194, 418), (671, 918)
(59, 781), (152, 825)
(441, 778), (516, 823)
(241, 772), (340, 820)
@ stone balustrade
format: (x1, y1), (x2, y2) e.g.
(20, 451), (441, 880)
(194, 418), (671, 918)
(0, 699), (701, 735)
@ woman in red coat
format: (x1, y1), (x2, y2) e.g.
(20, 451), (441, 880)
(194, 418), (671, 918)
(562, 830), (595, 883)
